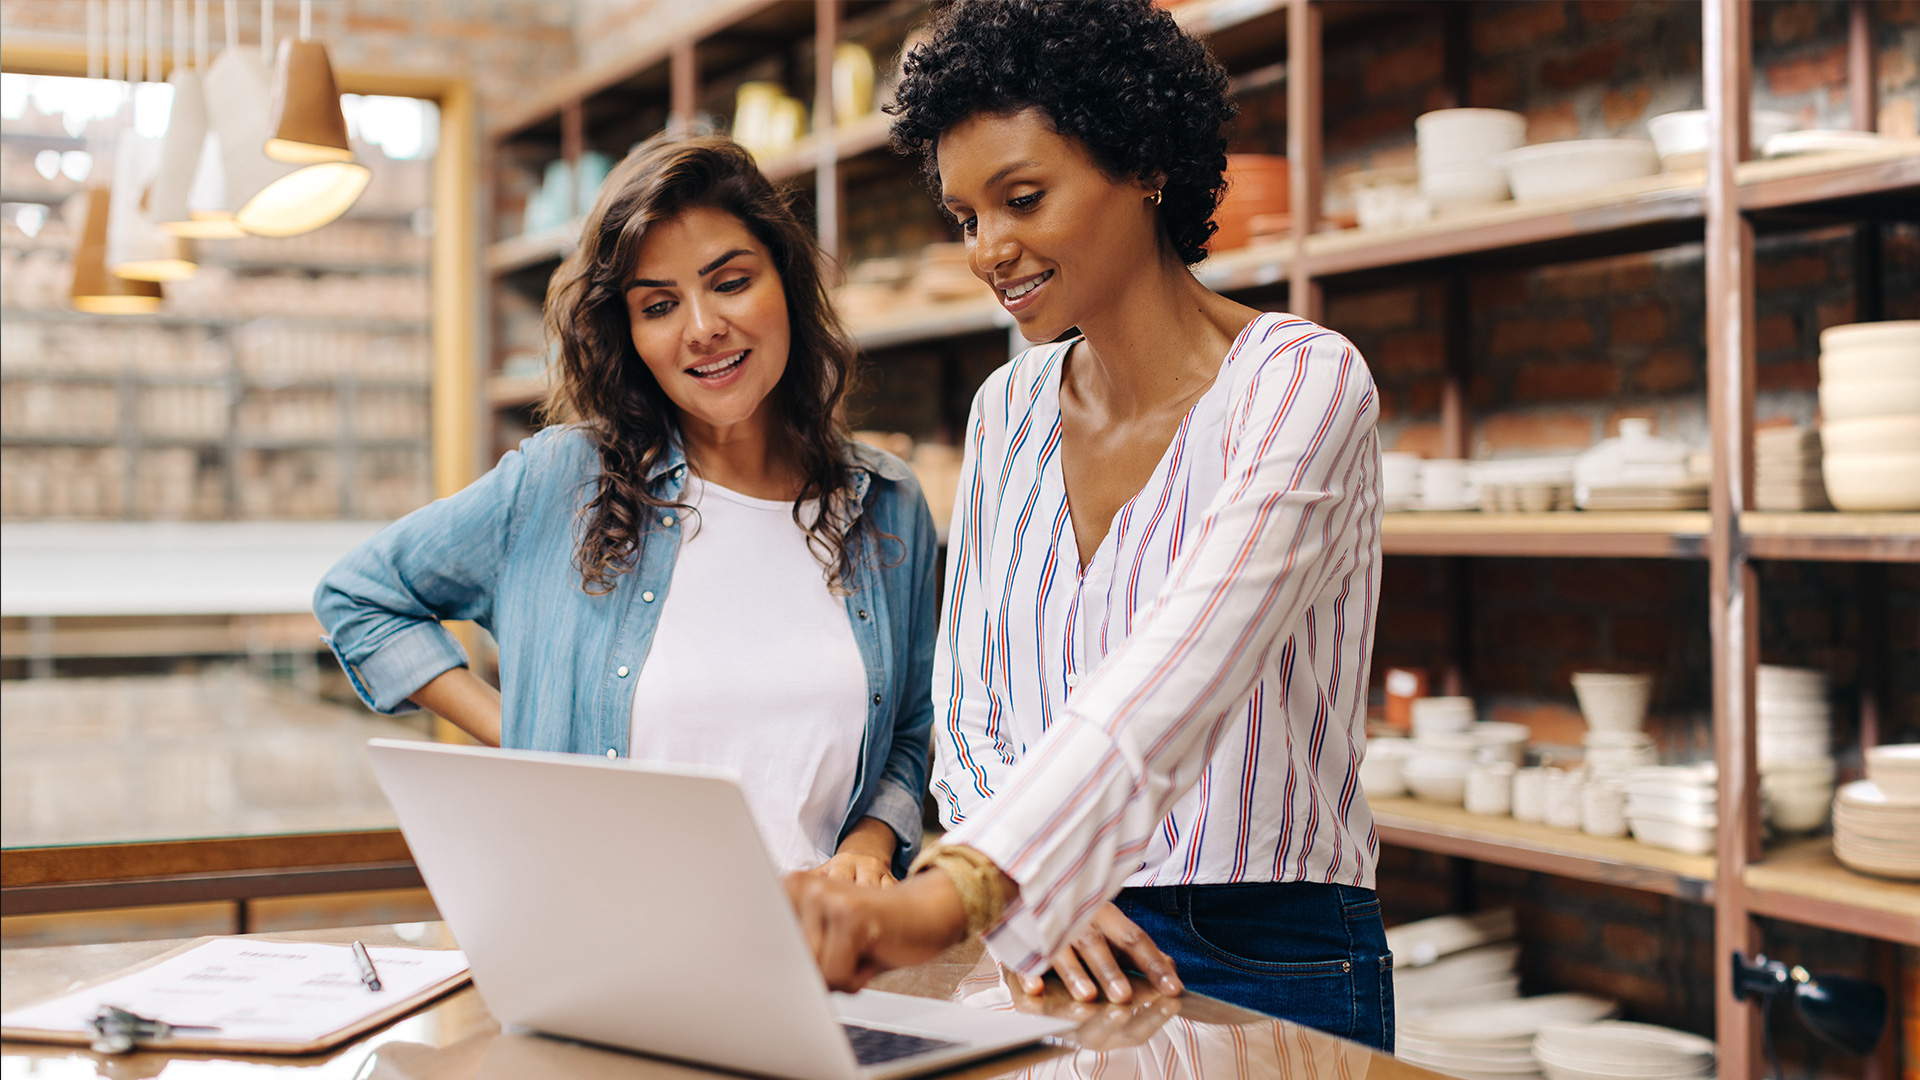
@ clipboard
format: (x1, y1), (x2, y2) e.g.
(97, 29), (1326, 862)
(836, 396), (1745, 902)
(0, 935), (472, 1055)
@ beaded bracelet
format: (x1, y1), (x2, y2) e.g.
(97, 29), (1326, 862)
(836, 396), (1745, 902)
(908, 844), (1011, 938)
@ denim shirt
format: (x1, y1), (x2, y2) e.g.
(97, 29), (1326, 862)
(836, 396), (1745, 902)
(314, 425), (937, 875)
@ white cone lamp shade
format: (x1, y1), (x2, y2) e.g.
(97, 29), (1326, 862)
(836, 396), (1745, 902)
(264, 38), (354, 163)
(71, 189), (165, 314)
(106, 130), (199, 282)
(154, 67), (242, 239)
(181, 132), (247, 238)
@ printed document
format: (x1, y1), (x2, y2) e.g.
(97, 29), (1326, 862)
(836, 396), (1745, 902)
(1, 938), (469, 1045)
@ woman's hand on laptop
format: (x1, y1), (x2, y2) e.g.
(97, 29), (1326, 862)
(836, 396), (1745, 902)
(784, 869), (967, 991)
(813, 816), (899, 887)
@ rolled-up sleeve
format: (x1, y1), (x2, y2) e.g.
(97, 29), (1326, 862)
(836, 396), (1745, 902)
(315, 438), (534, 714)
(943, 330), (1380, 974)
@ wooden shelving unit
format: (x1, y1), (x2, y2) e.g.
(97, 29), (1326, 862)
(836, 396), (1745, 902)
(1371, 797), (1715, 901)
(481, 3), (1918, 1071)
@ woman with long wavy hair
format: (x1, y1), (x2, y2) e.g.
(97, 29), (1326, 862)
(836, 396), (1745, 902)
(316, 134), (938, 882)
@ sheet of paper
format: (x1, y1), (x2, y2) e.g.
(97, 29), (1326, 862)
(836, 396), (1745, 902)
(1, 938), (469, 1045)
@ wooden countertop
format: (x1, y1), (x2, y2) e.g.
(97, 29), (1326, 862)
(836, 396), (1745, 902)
(3, 922), (1441, 1079)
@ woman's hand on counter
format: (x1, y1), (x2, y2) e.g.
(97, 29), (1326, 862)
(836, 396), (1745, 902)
(815, 817), (899, 887)
(1025, 902), (1181, 1004)
(406, 667), (503, 747)
(785, 867), (967, 991)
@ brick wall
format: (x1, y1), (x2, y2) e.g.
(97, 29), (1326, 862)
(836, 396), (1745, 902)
(0, 0), (578, 122)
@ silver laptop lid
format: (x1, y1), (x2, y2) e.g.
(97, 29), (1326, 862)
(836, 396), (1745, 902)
(366, 738), (862, 1080)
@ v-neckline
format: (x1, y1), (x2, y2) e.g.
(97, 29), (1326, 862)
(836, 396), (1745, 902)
(1048, 317), (1264, 577)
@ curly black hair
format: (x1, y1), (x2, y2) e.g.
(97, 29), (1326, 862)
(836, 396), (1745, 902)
(888, 0), (1236, 266)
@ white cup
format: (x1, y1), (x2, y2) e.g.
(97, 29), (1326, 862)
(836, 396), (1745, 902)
(1545, 770), (1585, 830)
(1512, 767), (1552, 823)
(1382, 452), (1423, 507)
(1581, 778), (1629, 837)
(1418, 459), (1472, 507)
(1466, 761), (1516, 816)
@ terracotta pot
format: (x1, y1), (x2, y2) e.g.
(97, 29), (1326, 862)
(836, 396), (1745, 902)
(1209, 154), (1289, 252)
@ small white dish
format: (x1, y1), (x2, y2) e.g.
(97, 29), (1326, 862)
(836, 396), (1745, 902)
(1763, 128), (1887, 157)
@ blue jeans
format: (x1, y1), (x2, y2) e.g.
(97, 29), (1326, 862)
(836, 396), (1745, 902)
(1113, 881), (1394, 1051)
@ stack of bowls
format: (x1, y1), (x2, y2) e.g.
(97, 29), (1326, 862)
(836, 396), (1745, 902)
(1533, 1021), (1714, 1080)
(1757, 665), (1835, 833)
(1624, 763), (1718, 855)
(1832, 745), (1920, 880)
(1405, 696), (1478, 805)
(1400, 994), (1619, 1079)
(1416, 109), (1525, 212)
(1818, 321), (1920, 511)
(1572, 672), (1657, 774)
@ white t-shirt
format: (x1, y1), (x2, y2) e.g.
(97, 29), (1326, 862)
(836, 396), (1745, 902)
(627, 477), (869, 874)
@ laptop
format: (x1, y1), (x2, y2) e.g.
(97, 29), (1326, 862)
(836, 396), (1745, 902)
(365, 739), (1075, 1080)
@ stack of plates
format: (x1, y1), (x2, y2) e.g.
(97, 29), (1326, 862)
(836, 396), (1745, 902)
(1758, 665), (1834, 833)
(1833, 772), (1920, 880)
(1586, 730), (1658, 774)
(1399, 994), (1619, 1079)
(1819, 321), (1920, 511)
(1533, 1021), (1714, 1080)
(1754, 426), (1830, 511)
(1389, 909), (1516, 973)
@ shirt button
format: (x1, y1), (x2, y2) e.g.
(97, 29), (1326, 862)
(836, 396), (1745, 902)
(857, 609), (869, 620)
(1066, 673), (1080, 688)
(661, 514), (676, 526)
(642, 591), (655, 602)
(871, 692), (882, 705)
(607, 748), (617, 758)
(673, 466), (685, 478)
(616, 665), (630, 677)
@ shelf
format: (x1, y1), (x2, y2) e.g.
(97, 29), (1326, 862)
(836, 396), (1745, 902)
(1382, 511), (1710, 559)
(1743, 512), (1920, 562)
(486, 221), (581, 274)
(1742, 838), (1920, 946)
(847, 297), (1014, 352)
(758, 110), (894, 183)
(0, 307), (430, 334)
(1299, 142), (1919, 284)
(202, 256), (428, 276)
(489, 373), (549, 409)
(1371, 795), (1715, 902)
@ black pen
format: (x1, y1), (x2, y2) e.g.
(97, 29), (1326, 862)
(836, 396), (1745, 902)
(351, 940), (383, 991)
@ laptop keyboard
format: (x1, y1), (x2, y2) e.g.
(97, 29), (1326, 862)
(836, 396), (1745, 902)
(841, 1023), (959, 1066)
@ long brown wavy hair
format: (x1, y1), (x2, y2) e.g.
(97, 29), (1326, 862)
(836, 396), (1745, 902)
(542, 134), (864, 595)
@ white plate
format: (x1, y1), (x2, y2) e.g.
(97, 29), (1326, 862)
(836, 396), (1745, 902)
(1388, 909), (1518, 968)
(1837, 779), (1920, 809)
(1401, 993), (1619, 1043)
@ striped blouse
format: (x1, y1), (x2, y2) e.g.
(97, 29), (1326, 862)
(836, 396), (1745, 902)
(933, 312), (1383, 974)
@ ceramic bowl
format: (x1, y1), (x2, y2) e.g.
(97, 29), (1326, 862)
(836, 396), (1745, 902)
(1472, 722), (1531, 766)
(1416, 108), (1527, 150)
(1865, 744), (1920, 802)
(1412, 695), (1477, 733)
(1764, 782), (1833, 833)
(1419, 166), (1511, 211)
(1820, 343), (1920, 382)
(1823, 451), (1920, 512)
(1646, 108), (1795, 171)
(1823, 415), (1920, 455)
(1359, 737), (1414, 797)
(1572, 672), (1652, 733)
(1404, 757), (1472, 806)
(1628, 814), (1716, 855)
(1418, 730), (1483, 762)
(1818, 375), (1920, 422)
(1495, 139), (1659, 202)
(1820, 319), (1920, 354)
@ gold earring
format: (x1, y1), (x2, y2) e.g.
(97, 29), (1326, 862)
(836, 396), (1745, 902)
(1148, 189), (1163, 206)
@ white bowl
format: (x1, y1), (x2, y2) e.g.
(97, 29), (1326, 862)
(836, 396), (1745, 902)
(1420, 167), (1512, 210)
(1628, 815), (1716, 855)
(1757, 664), (1827, 699)
(1866, 745), (1920, 801)
(1819, 375), (1920, 422)
(1495, 139), (1660, 202)
(1821, 319), (1920, 353)
(1820, 343), (1920, 382)
(1360, 737), (1413, 797)
(1416, 108), (1527, 144)
(1822, 416), (1920, 455)
(1413, 695), (1477, 732)
(1646, 109), (1796, 171)
(1419, 730), (1484, 761)
(1472, 722), (1531, 765)
(1404, 757), (1472, 805)
(1765, 784), (1833, 833)
(1823, 451), (1920, 511)
(1572, 672), (1652, 733)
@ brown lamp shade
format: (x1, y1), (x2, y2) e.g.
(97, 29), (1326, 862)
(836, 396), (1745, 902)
(264, 38), (354, 164)
(71, 188), (165, 314)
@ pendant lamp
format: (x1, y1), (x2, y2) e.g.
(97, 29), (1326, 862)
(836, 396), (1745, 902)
(107, 129), (198, 281)
(155, 0), (242, 237)
(202, 44), (366, 238)
(71, 188), (165, 314)
(264, 37), (353, 163)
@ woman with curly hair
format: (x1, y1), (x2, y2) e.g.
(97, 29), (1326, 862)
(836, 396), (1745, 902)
(316, 134), (937, 883)
(785, 0), (1389, 1046)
